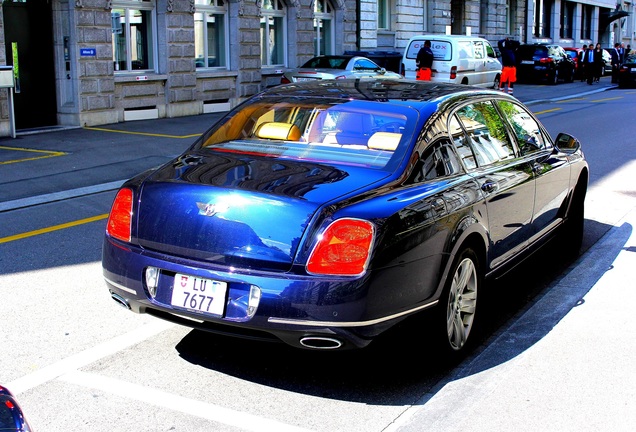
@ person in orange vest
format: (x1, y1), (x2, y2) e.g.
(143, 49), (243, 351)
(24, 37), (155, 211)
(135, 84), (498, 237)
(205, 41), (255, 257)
(416, 40), (434, 81)
(498, 37), (519, 95)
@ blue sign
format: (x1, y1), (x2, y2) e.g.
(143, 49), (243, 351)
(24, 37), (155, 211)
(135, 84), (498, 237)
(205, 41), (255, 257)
(80, 48), (96, 57)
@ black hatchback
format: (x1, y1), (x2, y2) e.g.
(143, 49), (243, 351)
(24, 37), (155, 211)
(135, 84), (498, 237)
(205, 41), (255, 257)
(516, 44), (576, 84)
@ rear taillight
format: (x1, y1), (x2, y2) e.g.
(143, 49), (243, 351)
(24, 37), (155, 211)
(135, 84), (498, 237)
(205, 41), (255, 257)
(450, 66), (457, 80)
(280, 76), (291, 84)
(335, 75), (347, 79)
(306, 218), (374, 276)
(107, 188), (133, 242)
(539, 57), (554, 63)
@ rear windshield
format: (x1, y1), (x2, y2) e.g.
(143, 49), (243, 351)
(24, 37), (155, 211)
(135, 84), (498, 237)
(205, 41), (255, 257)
(518, 46), (548, 59)
(197, 99), (418, 171)
(301, 57), (348, 69)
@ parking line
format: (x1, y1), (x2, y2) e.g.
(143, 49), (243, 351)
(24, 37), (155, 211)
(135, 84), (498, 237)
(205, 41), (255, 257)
(60, 371), (315, 432)
(84, 126), (200, 139)
(0, 145), (67, 165)
(6, 321), (175, 395)
(0, 214), (108, 244)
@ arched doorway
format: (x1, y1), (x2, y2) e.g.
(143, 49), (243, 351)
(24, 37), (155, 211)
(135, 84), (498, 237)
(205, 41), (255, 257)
(3, 0), (57, 130)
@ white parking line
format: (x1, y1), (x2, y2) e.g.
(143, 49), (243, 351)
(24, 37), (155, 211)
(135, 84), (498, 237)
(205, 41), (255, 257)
(0, 180), (125, 212)
(6, 321), (174, 395)
(60, 371), (315, 432)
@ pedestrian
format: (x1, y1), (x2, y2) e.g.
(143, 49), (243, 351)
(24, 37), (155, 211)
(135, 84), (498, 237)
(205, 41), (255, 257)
(583, 44), (598, 85)
(593, 43), (604, 83)
(611, 43), (621, 83)
(497, 37), (519, 95)
(578, 44), (587, 81)
(415, 40), (434, 81)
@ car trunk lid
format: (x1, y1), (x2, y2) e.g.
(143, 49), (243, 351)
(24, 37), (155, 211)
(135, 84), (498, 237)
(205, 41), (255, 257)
(135, 151), (389, 271)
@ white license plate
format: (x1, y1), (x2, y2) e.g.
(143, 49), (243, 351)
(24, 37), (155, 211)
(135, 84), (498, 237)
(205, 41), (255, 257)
(521, 60), (534, 65)
(171, 274), (227, 316)
(295, 77), (317, 82)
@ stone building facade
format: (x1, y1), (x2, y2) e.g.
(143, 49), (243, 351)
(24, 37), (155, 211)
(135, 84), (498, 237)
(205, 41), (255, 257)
(0, 0), (632, 137)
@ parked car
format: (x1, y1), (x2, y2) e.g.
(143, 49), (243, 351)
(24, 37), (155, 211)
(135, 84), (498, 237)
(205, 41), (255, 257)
(102, 79), (588, 355)
(618, 53), (636, 87)
(563, 47), (584, 80)
(0, 385), (33, 431)
(516, 43), (576, 84)
(280, 55), (403, 84)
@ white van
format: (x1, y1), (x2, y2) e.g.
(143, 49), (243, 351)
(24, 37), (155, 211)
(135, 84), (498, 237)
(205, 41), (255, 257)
(402, 35), (502, 88)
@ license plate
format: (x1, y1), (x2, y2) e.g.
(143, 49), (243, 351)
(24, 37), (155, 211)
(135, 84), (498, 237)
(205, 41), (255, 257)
(295, 77), (317, 82)
(521, 60), (534, 65)
(171, 274), (227, 316)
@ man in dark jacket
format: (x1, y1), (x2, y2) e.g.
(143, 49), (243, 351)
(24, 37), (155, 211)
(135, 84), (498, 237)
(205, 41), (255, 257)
(415, 40), (434, 81)
(498, 37), (519, 94)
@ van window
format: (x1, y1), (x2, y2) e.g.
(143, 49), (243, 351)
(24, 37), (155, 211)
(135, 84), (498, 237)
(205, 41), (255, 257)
(473, 41), (485, 59)
(406, 40), (453, 61)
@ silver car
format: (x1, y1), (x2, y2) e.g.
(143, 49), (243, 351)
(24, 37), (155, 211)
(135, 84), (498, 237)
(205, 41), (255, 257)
(280, 55), (403, 84)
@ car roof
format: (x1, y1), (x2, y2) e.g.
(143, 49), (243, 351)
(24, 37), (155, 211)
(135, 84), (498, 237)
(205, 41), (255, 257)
(255, 79), (512, 111)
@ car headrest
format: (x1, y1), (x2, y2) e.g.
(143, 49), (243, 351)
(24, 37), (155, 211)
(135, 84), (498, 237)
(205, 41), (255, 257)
(254, 122), (301, 141)
(367, 132), (401, 151)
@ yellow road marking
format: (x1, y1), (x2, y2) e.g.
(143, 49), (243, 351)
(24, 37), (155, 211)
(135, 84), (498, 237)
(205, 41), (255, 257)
(533, 108), (562, 115)
(0, 145), (67, 165)
(0, 214), (109, 244)
(590, 96), (624, 102)
(83, 126), (200, 139)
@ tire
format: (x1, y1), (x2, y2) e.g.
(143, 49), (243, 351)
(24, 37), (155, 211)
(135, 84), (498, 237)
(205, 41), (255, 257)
(437, 247), (481, 354)
(550, 69), (559, 85)
(561, 179), (586, 258)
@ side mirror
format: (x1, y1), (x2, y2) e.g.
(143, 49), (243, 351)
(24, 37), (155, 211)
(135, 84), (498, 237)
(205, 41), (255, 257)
(554, 133), (581, 154)
(378, 67), (387, 75)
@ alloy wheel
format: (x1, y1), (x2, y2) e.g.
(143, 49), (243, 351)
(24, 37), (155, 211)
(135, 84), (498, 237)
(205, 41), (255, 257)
(446, 256), (478, 351)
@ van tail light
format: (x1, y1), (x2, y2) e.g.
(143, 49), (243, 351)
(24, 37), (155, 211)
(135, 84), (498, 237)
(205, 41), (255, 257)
(450, 66), (457, 80)
(400, 63), (405, 77)
(107, 188), (133, 242)
(306, 218), (374, 276)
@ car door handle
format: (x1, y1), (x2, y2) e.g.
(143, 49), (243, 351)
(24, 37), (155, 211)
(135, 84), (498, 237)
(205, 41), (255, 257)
(481, 181), (497, 193)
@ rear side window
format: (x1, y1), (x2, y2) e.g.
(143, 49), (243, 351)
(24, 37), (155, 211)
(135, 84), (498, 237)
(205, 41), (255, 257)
(411, 140), (462, 182)
(454, 101), (515, 167)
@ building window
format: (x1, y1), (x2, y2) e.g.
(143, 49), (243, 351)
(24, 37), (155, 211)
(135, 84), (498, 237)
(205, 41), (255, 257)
(533, 0), (552, 38)
(314, 0), (334, 55)
(378, 0), (391, 30)
(560, 1), (574, 39)
(506, 0), (518, 36)
(582, 4), (593, 40)
(111, 0), (157, 72)
(194, 0), (228, 69)
(261, 0), (287, 67)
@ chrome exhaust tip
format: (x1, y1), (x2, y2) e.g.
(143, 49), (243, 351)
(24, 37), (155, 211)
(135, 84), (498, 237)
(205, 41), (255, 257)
(299, 336), (343, 350)
(110, 292), (131, 310)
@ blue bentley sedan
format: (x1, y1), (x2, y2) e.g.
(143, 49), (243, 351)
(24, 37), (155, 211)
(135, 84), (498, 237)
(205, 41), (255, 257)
(102, 79), (588, 353)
